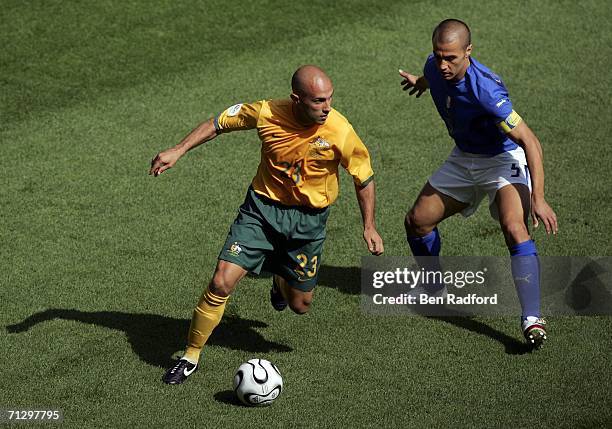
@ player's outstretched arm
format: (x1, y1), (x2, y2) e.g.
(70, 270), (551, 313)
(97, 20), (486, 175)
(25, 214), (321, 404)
(399, 69), (429, 98)
(507, 122), (558, 234)
(354, 181), (384, 255)
(149, 118), (218, 177)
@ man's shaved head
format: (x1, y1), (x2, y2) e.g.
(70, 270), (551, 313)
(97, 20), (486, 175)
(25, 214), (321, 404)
(290, 65), (334, 126)
(291, 65), (333, 97)
(432, 19), (471, 49)
(430, 19), (473, 82)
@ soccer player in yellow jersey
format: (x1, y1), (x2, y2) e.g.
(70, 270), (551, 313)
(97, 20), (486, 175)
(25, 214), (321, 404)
(150, 65), (384, 384)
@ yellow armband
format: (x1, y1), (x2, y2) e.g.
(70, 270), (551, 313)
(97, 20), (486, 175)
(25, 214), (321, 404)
(498, 110), (523, 133)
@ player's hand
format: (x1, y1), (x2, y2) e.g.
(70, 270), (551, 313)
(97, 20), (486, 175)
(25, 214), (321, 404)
(399, 69), (428, 98)
(531, 197), (558, 234)
(149, 148), (184, 177)
(364, 227), (384, 255)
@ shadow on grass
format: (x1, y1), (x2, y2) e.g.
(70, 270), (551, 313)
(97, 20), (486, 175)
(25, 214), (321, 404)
(6, 309), (292, 368)
(318, 264), (530, 355)
(427, 315), (531, 355)
(318, 264), (361, 294)
(213, 389), (249, 407)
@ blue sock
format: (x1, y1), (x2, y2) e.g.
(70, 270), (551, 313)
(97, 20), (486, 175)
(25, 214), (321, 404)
(407, 227), (441, 257)
(407, 228), (443, 293)
(510, 240), (541, 319)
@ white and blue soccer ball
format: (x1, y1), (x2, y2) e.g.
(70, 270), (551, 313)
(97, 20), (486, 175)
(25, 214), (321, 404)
(233, 358), (283, 406)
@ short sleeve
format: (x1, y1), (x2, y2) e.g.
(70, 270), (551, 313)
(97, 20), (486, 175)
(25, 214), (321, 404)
(214, 101), (263, 133)
(340, 127), (374, 187)
(477, 78), (514, 123)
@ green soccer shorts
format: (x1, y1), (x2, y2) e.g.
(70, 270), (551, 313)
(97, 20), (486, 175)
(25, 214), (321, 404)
(218, 187), (330, 292)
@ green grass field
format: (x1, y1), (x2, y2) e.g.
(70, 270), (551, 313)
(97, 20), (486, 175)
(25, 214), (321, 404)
(2, 0), (612, 427)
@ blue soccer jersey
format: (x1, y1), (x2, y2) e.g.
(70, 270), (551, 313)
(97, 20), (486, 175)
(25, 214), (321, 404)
(424, 55), (520, 155)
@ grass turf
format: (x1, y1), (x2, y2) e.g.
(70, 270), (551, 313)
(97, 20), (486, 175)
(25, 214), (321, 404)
(2, 0), (611, 427)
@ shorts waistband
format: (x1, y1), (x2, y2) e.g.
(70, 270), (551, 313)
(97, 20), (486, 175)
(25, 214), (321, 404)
(249, 187), (329, 215)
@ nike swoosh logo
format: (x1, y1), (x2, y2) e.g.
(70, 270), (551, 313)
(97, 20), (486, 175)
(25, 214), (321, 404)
(183, 365), (197, 376)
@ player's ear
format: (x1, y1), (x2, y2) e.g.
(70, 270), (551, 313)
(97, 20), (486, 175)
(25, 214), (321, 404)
(465, 43), (473, 57)
(290, 92), (300, 103)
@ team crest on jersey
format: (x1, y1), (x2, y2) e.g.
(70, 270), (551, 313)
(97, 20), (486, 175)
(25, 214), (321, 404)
(226, 103), (243, 117)
(311, 137), (330, 149)
(227, 242), (243, 257)
(308, 137), (331, 158)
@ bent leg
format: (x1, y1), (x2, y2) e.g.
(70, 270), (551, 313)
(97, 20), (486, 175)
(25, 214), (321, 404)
(405, 182), (469, 238)
(183, 260), (248, 363)
(271, 231), (325, 315)
(496, 184), (541, 319)
(274, 274), (313, 315)
(495, 184), (531, 246)
(405, 182), (468, 256)
(405, 183), (469, 294)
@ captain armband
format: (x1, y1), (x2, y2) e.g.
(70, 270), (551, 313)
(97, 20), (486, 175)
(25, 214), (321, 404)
(497, 110), (523, 133)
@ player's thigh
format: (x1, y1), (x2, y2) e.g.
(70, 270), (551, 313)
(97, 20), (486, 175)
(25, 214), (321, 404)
(209, 260), (249, 297)
(271, 236), (323, 298)
(216, 190), (275, 293)
(408, 182), (469, 232)
(495, 183), (531, 245)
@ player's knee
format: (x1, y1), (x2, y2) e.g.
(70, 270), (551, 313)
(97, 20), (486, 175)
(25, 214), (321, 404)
(500, 221), (529, 245)
(208, 273), (234, 297)
(404, 210), (417, 235)
(289, 297), (311, 315)
(405, 209), (433, 237)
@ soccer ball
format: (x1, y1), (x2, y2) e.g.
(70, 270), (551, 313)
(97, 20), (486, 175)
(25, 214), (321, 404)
(233, 358), (283, 406)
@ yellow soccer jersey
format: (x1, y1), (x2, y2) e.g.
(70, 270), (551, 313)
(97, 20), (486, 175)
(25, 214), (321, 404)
(214, 99), (373, 209)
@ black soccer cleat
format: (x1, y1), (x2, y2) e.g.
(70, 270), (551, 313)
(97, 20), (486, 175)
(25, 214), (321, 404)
(270, 278), (288, 311)
(162, 358), (198, 385)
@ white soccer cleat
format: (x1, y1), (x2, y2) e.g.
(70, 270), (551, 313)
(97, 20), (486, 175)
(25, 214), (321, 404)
(522, 316), (547, 349)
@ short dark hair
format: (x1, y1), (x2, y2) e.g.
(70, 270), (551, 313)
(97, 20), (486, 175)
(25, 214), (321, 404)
(432, 19), (471, 48)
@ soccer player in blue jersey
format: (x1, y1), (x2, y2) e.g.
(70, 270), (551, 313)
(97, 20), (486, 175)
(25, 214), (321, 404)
(399, 19), (558, 348)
